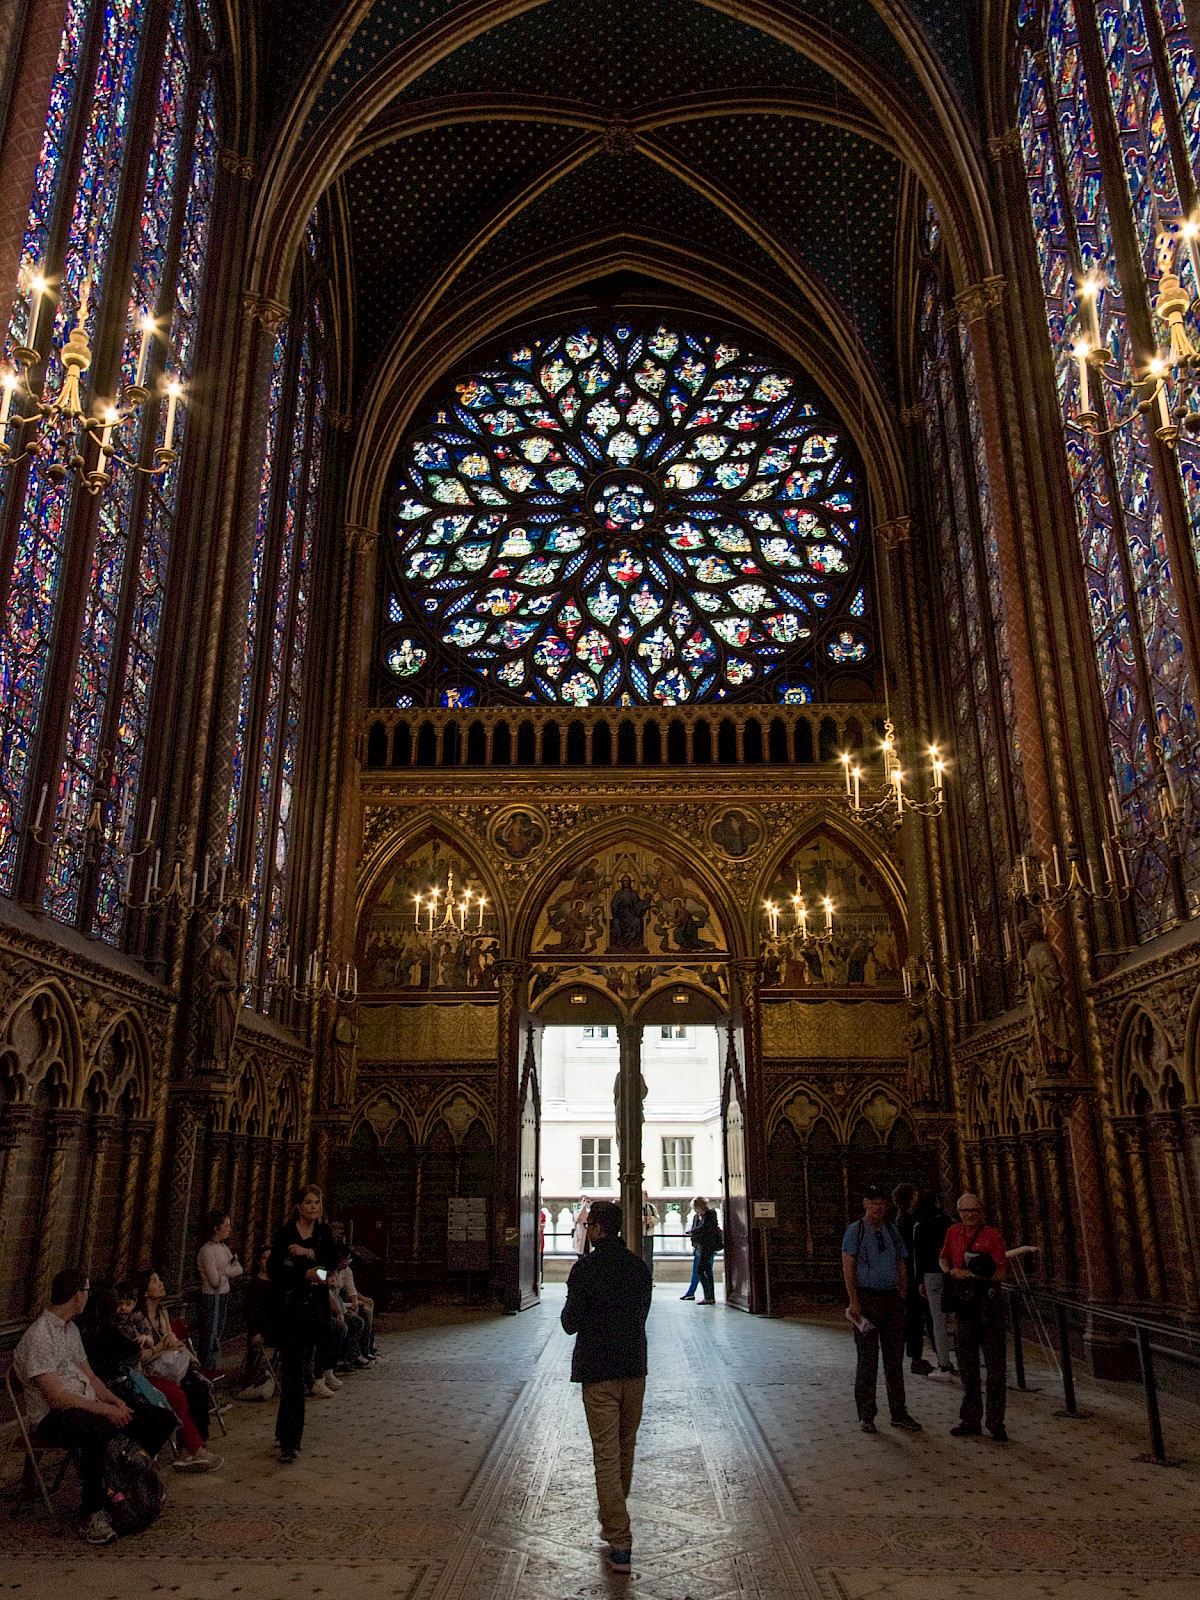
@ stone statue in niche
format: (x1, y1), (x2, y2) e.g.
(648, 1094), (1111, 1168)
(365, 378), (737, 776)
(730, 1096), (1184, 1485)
(1020, 918), (1071, 1070)
(198, 925), (240, 1072)
(330, 996), (359, 1108)
(905, 991), (936, 1104)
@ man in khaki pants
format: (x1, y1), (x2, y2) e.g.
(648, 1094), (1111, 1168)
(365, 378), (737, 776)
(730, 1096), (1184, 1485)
(561, 1199), (653, 1577)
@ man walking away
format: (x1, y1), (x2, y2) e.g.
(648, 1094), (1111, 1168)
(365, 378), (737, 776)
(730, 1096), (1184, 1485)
(940, 1193), (1009, 1441)
(841, 1185), (923, 1436)
(561, 1198), (652, 1577)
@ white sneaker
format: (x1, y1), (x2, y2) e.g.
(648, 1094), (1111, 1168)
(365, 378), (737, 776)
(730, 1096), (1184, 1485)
(310, 1378), (336, 1397)
(928, 1367), (957, 1382)
(322, 1370), (343, 1391)
(238, 1380), (274, 1401)
(80, 1510), (117, 1544)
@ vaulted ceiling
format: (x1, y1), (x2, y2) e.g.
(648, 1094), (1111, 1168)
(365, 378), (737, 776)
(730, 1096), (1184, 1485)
(256, 0), (988, 479)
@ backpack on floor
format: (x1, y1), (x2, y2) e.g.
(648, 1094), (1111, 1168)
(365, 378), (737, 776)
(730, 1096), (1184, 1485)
(102, 1434), (165, 1536)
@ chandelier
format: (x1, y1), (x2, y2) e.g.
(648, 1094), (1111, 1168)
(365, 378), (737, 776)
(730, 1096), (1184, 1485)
(836, 721), (946, 821)
(0, 264), (184, 494)
(410, 869), (489, 939)
(1071, 220), (1200, 446)
(761, 891), (835, 943)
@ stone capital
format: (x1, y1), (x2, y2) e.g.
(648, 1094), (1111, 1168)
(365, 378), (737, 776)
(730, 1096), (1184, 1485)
(954, 277), (1007, 325)
(344, 523), (380, 554)
(220, 148), (256, 180)
(241, 292), (290, 332)
(987, 128), (1022, 162)
(875, 515), (912, 548)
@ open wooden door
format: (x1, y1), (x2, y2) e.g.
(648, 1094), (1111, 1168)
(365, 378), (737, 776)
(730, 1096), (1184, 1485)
(515, 1027), (541, 1310)
(722, 1048), (752, 1310)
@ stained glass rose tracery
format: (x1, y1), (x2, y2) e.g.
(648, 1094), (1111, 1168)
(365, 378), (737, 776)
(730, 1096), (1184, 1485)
(386, 322), (871, 706)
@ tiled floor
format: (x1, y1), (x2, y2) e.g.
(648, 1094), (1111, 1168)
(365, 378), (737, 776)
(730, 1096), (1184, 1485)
(2, 1284), (1198, 1598)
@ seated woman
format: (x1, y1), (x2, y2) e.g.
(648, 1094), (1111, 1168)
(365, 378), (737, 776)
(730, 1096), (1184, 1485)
(238, 1246), (276, 1400)
(75, 1281), (178, 1463)
(115, 1275), (222, 1472)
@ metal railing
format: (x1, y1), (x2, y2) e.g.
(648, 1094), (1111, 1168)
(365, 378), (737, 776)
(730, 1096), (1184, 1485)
(1007, 1281), (1199, 1465)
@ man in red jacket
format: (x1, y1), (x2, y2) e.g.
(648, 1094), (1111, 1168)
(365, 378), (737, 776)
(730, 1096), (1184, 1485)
(940, 1194), (1009, 1442)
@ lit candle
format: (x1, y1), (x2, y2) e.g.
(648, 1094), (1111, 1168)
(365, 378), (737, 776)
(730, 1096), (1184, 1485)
(840, 752), (851, 795)
(0, 371), (16, 429)
(1088, 858), (1099, 896)
(1101, 839), (1114, 885)
(1119, 848), (1132, 890)
(202, 853), (210, 893)
(1002, 923), (1012, 962)
(799, 903), (808, 939)
(1073, 340), (1091, 418)
(145, 794), (156, 839)
(1040, 860), (1050, 898)
(1052, 846), (1062, 887)
(930, 746), (944, 791)
(824, 896), (833, 936)
(144, 863), (153, 901)
(477, 895), (486, 931)
(413, 893), (421, 929)
(852, 767), (861, 810)
(98, 405), (118, 458)
(892, 767), (904, 816)
(33, 782), (47, 830)
(458, 898), (467, 932)
(190, 870), (197, 906)
(1077, 273), (1101, 344)
(791, 894), (802, 929)
(428, 894), (435, 935)
(1149, 359), (1171, 434)
(25, 269), (46, 345)
(1107, 777), (1122, 834)
(163, 379), (182, 450)
(134, 315), (155, 388)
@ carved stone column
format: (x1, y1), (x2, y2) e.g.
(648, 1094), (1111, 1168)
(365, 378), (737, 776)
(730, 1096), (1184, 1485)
(1149, 1114), (1199, 1315)
(913, 1111), (958, 1213)
(617, 1023), (645, 1250)
(32, 1110), (85, 1311)
(78, 1117), (118, 1274)
(162, 1096), (209, 1294)
(114, 1121), (153, 1278)
(1114, 1117), (1162, 1302)
(1019, 1132), (1050, 1276)
(245, 1136), (272, 1251)
(204, 1128), (230, 1221)
(731, 959), (768, 1312)
(1000, 1137), (1027, 1246)
(0, 1105), (35, 1254)
(285, 1142), (303, 1214)
(225, 1134), (248, 1238)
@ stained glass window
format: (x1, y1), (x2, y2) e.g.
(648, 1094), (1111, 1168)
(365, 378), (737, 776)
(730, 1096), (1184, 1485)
(228, 289), (328, 1015)
(384, 321), (872, 707)
(0, 0), (219, 927)
(1017, 0), (1200, 933)
(917, 249), (1026, 1014)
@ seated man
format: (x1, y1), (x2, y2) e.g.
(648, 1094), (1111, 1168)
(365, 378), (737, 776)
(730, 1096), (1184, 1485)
(13, 1268), (148, 1545)
(329, 1246), (371, 1370)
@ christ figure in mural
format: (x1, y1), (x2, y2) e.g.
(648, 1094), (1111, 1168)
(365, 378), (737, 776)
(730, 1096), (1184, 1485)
(609, 876), (652, 952)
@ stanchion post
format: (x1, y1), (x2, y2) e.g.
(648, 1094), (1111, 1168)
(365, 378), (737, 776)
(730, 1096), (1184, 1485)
(1010, 1290), (1027, 1391)
(1135, 1325), (1167, 1463)
(1055, 1302), (1078, 1415)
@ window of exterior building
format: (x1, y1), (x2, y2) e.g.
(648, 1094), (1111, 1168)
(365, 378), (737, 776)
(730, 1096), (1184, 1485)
(660, 1024), (688, 1040)
(662, 1136), (693, 1189)
(581, 1025), (612, 1041)
(581, 1136), (612, 1188)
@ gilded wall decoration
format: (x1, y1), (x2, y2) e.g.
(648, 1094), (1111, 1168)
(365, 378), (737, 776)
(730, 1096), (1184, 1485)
(761, 998), (907, 1059)
(530, 843), (729, 959)
(762, 834), (903, 990)
(362, 837), (499, 993)
(529, 960), (729, 1006)
(358, 1002), (498, 1063)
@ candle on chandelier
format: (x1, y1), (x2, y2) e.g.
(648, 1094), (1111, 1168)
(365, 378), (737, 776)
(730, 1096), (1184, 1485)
(152, 848), (161, 890)
(413, 894), (421, 929)
(1101, 839), (1114, 885)
(25, 268), (46, 345)
(202, 853), (210, 894)
(823, 897), (834, 936)
(852, 766), (861, 810)
(1077, 273), (1101, 344)
(930, 746), (944, 791)
(477, 895), (486, 931)
(427, 895), (435, 935)
(840, 752), (851, 796)
(1020, 855), (1030, 897)
(1088, 858), (1099, 896)
(145, 794), (156, 839)
(1149, 359), (1171, 434)
(163, 379), (182, 450)
(98, 405), (118, 458)
(458, 899), (467, 932)
(32, 782), (47, 831)
(1002, 922), (1012, 962)
(902, 964), (911, 998)
(0, 371), (16, 429)
(1073, 340), (1091, 419)
(134, 316), (155, 388)
(1052, 845), (1062, 888)
(190, 870), (197, 906)
(892, 766), (904, 816)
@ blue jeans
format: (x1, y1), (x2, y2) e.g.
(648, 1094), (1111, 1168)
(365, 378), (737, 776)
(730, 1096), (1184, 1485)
(199, 1292), (228, 1369)
(683, 1251), (701, 1296)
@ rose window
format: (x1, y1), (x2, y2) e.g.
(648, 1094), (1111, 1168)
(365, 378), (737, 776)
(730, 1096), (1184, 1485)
(382, 321), (872, 707)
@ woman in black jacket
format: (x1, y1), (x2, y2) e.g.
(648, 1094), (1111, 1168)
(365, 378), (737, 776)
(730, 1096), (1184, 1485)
(76, 1281), (178, 1461)
(688, 1197), (722, 1306)
(267, 1184), (340, 1463)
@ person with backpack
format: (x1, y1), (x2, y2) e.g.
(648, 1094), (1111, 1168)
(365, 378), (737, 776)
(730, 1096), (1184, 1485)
(13, 1269), (162, 1545)
(685, 1197), (722, 1306)
(841, 1185), (923, 1435)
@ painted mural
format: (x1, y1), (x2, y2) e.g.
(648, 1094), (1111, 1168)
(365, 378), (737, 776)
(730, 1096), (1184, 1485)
(530, 845), (729, 960)
(762, 835), (902, 989)
(363, 838), (499, 993)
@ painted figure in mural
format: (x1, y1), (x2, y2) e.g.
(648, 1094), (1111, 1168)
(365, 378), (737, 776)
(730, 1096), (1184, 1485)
(198, 925), (240, 1071)
(610, 876), (653, 952)
(496, 809), (541, 860)
(663, 896), (718, 953)
(1020, 918), (1070, 1069)
(547, 898), (599, 954)
(711, 808), (759, 858)
(905, 994), (935, 1104)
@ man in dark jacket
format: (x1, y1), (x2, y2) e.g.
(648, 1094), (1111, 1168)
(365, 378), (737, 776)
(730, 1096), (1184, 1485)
(561, 1199), (652, 1576)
